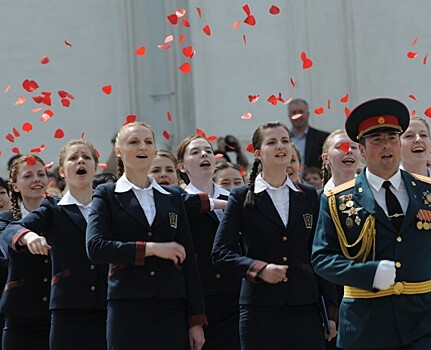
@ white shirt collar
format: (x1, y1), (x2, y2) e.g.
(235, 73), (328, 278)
(254, 173), (299, 193)
(58, 190), (92, 209)
(185, 182), (230, 198)
(366, 168), (402, 191)
(323, 178), (336, 192)
(19, 202), (30, 217)
(114, 174), (170, 195)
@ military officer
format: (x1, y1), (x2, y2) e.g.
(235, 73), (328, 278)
(312, 98), (431, 350)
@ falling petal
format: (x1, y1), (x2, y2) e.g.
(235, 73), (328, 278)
(27, 155), (37, 166)
(206, 136), (217, 142)
(22, 122), (33, 132)
(11, 147), (20, 154)
(291, 113), (303, 120)
(157, 45), (172, 50)
(58, 90), (75, 99)
(345, 107), (351, 118)
(5, 134), (14, 143)
(13, 128), (20, 137)
(4, 84), (11, 94)
(340, 94), (349, 103)
(327, 99), (331, 110)
(243, 35), (247, 44)
(215, 153), (224, 159)
(246, 144), (254, 153)
(179, 34), (186, 44)
(61, 99), (71, 107)
(135, 46), (146, 56)
(244, 16), (256, 26)
(54, 129), (65, 139)
(407, 51), (418, 59)
(411, 110), (417, 117)
(123, 115), (137, 125)
(163, 130), (170, 140)
(241, 112), (252, 120)
(196, 128), (206, 137)
(203, 25), (211, 36)
(98, 163), (107, 170)
(242, 4), (251, 16)
(408, 94), (417, 101)
(240, 166), (245, 177)
(301, 51), (313, 69)
(22, 79), (39, 92)
(411, 36), (419, 46)
(64, 40), (72, 47)
(232, 20), (241, 30)
(423, 54), (428, 65)
(102, 85), (112, 95)
(269, 5), (280, 15)
(176, 9), (186, 18)
(32, 107), (42, 112)
(425, 107), (431, 118)
(339, 142), (350, 154)
(267, 95), (278, 105)
(164, 35), (174, 43)
(40, 110), (54, 122)
(178, 62), (191, 74)
(196, 7), (202, 18)
(40, 56), (50, 64)
(181, 18), (190, 28)
(44, 162), (54, 170)
(167, 111), (173, 121)
(167, 13), (178, 25)
(290, 77), (296, 90)
(248, 95), (260, 103)
(15, 96), (25, 105)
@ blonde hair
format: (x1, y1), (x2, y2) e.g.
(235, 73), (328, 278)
(321, 129), (346, 187)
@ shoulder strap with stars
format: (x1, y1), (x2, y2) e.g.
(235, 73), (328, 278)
(324, 179), (356, 197)
(412, 173), (431, 185)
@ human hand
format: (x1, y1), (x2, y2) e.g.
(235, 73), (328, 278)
(258, 263), (288, 284)
(326, 320), (337, 341)
(373, 260), (395, 290)
(146, 242), (186, 265)
(189, 325), (205, 350)
(20, 232), (51, 255)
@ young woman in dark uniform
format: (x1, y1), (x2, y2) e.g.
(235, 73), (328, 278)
(212, 121), (337, 350)
(0, 155), (51, 350)
(1, 140), (107, 350)
(177, 135), (241, 350)
(86, 122), (206, 350)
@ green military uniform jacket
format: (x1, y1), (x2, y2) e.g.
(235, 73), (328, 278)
(312, 169), (431, 349)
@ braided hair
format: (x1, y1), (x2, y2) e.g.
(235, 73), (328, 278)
(244, 121), (290, 208)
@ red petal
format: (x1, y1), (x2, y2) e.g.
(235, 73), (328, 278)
(203, 25), (211, 36)
(206, 136), (217, 142)
(40, 56), (50, 64)
(4, 84), (11, 93)
(181, 18), (190, 28)
(81, 132), (85, 139)
(98, 163), (107, 170)
(27, 155), (37, 166)
(167, 13), (178, 25)
(167, 111), (172, 122)
(340, 93), (349, 103)
(102, 85), (112, 95)
(44, 162), (54, 170)
(163, 130), (170, 140)
(301, 51), (313, 69)
(291, 113), (303, 120)
(244, 15), (256, 26)
(215, 153), (224, 159)
(339, 142), (350, 154)
(41, 95), (52, 106)
(269, 5), (280, 15)
(58, 90), (75, 99)
(290, 77), (296, 90)
(22, 79), (39, 92)
(182, 46), (194, 58)
(33, 95), (43, 104)
(241, 112), (252, 120)
(411, 110), (417, 117)
(246, 143), (254, 153)
(157, 45), (172, 50)
(30, 147), (41, 153)
(32, 107), (42, 112)
(176, 9), (186, 18)
(411, 36), (419, 46)
(276, 92), (285, 103)
(242, 4), (251, 16)
(232, 20), (241, 30)
(135, 46), (146, 56)
(123, 115), (137, 125)
(164, 35), (174, 43)
(248, 94), (260, 103)
(64, 40), (72, 47)
(345, 107), (351, 118)
(54, 129), (65, 139)
(407, 51), (418, 59)
(243, 35), (247, 45)
(22, 122), (33, 132)
(240, 166), (245, 177)
(11, 147), (20, 154)
(95, 149), (100, 158)
(13, 128), (20, 137)
(327, 99), (331, 110)
(313, 107), (324, 115)
(424, 54), (428, 65)
(40, 110), (54, 122)
(283, 97), (293, 105)
(61, 99), (71, 107)
(5, 134), (14, 143)
(196, 128), (206, 137)
(15, 96), (25, 105)
(425, 107), (431, 118)
(179, 34), (186, 44)
(196, 7), (202, 18)
(178, 62), (191, 74)
(409, 94), (417, 101)
(267, 95), (278, 105)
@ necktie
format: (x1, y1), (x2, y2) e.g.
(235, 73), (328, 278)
(382, 181), (404, 231)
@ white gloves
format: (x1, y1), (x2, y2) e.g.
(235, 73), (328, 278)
(372, 260), (396, 290)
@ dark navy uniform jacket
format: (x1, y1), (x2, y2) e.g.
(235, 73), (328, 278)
(0, 211), (51, 318)
(212, 183), (337, 318)
(86, 183), (206, 326)
(1, 197), (107, 311)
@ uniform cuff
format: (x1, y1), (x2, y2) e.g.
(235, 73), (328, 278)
(11, 229), (31, 251)
(198, 193), (210, 213)
(135, 241), (146, 266)
(188, 314), (208, 327)
(246, 260), (267, 282)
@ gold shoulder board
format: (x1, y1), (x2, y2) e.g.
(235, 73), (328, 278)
(412, 173), (431, 185)
(324, 179), (356, 197)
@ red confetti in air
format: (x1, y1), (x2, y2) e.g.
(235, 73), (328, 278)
(22, 79), (39, 92)
(276, 92), (285, 104)
(301, 51), (313, 69)
(135, 46), (146, 56)
(81, 132), (85, 139)
(167, 112), (172, 122)
(409, 94), (417, 101)
(102, 85), (112, 95)
(98, 163), (107, 170)
(64, 40), (72, 47)
(196, 7), (202, 18)
(206, 136), (217, 142)
(178, 62), (191, 74)
(15, 96), (25, 105)
(243, 4), (251, 16)
(182, 46), (195, 59)
(5, 134), (14, 143)
(425, 107), (431, 118)
(179, 34), (186, 44)
(267, 95), (278, 105)
(22, 122), (33, 132)
(407, 51), (418, 59)
(243, 35), (247, 44)
(95, 149), (100, 158)
(40, 110), (54, 122)
(291, 113), (303, 120)
(11, 147), (20, 154)
(241, 112), (252, 120)
(339, 142), (350, 154)
(167, 14), (178, 25)
(314, 107), (325, 115)
(12, 128), (20, 137)
(182, 18), (190, 27)
(164, 35), (174, 43)
(176, 9), (186, 17)
(290, 77), (296, 90)
(27, 155), (37, 166)
(248, 95), (260, 103)
(4, 84), (11, 94)
(340, 94), (349, 103)
(246, 143), (254, 153)
(58, 90), (75, 99)
(240, 166), (245, 177)
(163, 130), (170, 140)
(215, 153), (224, 159)
(61, 99), (70, 107)
(44, 162), (54, 170)
(345, 107), (351, 118)
(32, 107), (42, 112)
(40, 56), (50, 64)
(411, 110), (417, 117)
(123, 115), (137, 125)
(232, 21), (241, 30)
(203, 25), (211, 36)
(196, 128), (206, 137)
(30, 144), (45, 153)
(244, 16), (256, 26)
(327, 99), (331, 110)
(54, 129), (65, 139)
(423, 54), (428, 65)
(411, 36), (419, 46)
(158, 45), (171, 50)
(269, 5), (280, 15)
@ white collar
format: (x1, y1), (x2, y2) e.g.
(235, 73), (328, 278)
(19, 202), (30, 217)
(185, 182), (230, 198)
(323, 178), (335, 192)
(254, 173), (299, 194)
(58, 190), (92, 208)
(366, 168), (402, 191)
(114, 174), (170, 195)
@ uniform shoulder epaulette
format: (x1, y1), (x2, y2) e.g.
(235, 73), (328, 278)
(324, 179), (356, 197)
(412, 173), (431, 185)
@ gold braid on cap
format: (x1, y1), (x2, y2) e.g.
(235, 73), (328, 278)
(328, 194), (376, 262)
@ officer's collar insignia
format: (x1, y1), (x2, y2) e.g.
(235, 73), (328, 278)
(303, 213), (313, 229)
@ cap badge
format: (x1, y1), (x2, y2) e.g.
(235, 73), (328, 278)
(378, 116), (385, 124)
